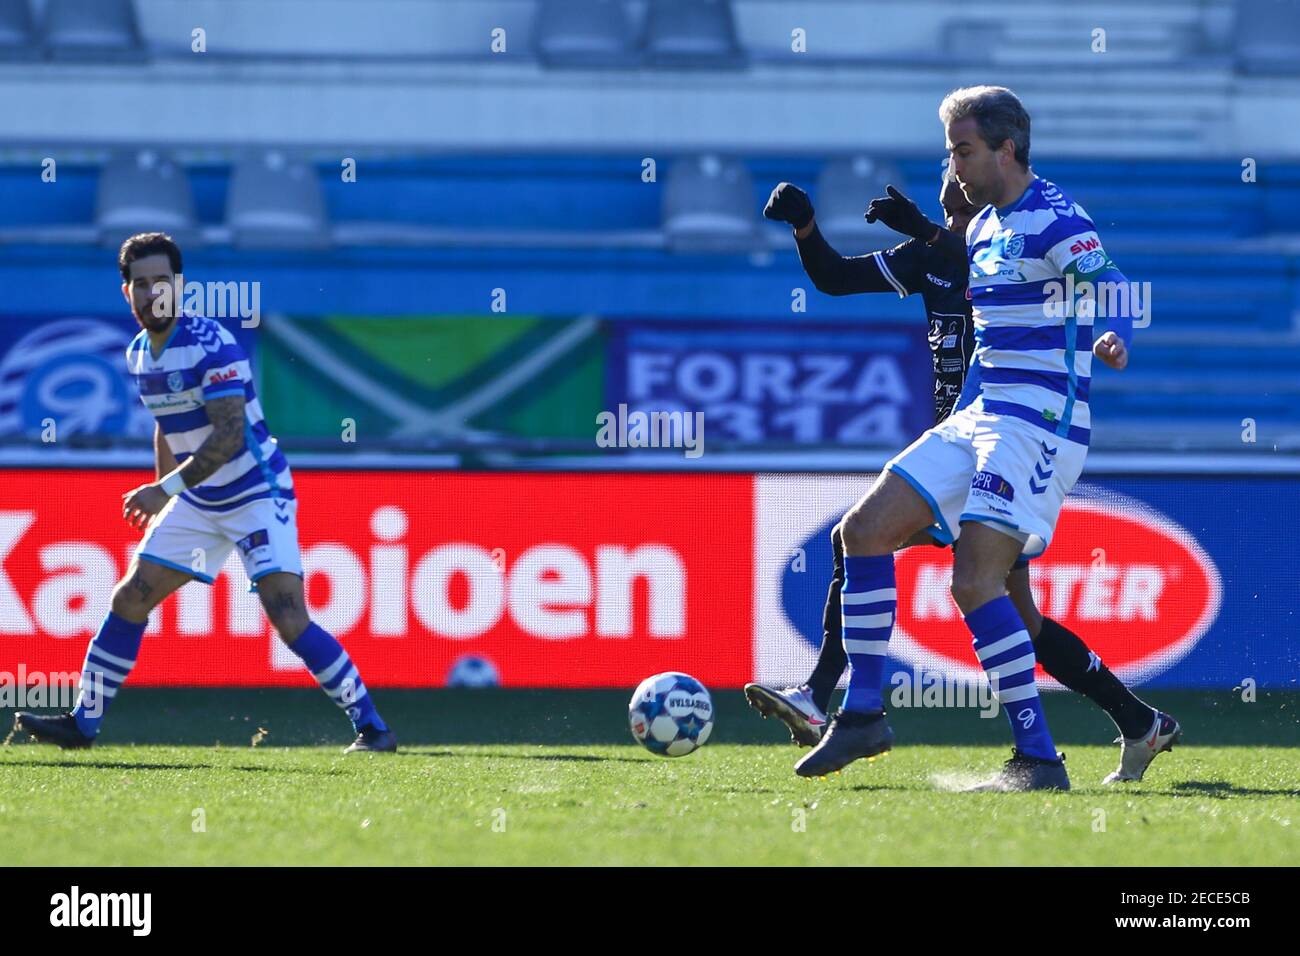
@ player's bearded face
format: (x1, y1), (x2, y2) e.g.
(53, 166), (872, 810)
(124, 253), (176, 332)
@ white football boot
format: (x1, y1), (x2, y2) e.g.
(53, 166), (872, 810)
(743, 683), (828, 747)
(1103, 711), (1182, 784)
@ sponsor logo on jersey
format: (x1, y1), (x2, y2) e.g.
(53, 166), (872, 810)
(925, 273), (953, 288)
(971, 470), (1015, 502)
(236, 529), (270, 555)
(1069, 237), (1100, 255)
(236, 529), (273, 566)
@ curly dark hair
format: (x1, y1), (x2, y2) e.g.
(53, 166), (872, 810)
(118, 231), (182, 281)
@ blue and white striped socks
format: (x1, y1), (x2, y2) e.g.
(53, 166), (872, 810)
(840, 554), (896, 713)
(965, 596), (1057, 760)
(289, 622), (387, 733)
(72, 611), (147, 738)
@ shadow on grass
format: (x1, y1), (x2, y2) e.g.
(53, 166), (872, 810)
(398, 749), (649, 764)
(0, 756), (345, 775)
(7, 689), (1296, 747)
(1145, 781), (1300, 799)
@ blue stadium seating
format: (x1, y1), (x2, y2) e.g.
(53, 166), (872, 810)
(1, 153), (1297, 447)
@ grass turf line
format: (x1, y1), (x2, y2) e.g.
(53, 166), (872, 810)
(0, 689), (1296, 866)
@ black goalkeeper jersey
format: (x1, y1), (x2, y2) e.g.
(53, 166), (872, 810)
(795, 224), (975, 425)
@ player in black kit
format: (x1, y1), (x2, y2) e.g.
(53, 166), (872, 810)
(748, 167), (1176, 786)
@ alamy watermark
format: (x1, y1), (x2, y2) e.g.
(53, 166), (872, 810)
(889, 667), (1000, 717)
(151, 272), (261, 328)
(0, 666), (102, 716)
(595, 403), (704, 459)
(1043, 275), (1152, 328)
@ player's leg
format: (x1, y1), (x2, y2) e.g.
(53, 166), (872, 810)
(805, 522), (848, 711)
(952, 520), (1070, 790)
(17, 557), (193, 748)
(834, 461), (954, 717)
(18, 492), (212, 747)
(795, 427), (970, 777)
(254, 571), (393, 751)
(1006, 564), (1180, 782)
(238, 497), (395, 752)
(748, 525), (952, 746)
(744, 522), (846, 745)
(834, 471), (936, 713)
(954, 418), (1087, 790)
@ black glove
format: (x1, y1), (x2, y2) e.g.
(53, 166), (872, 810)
(864, 184), (942, 243)
(763, 182), (815, 231)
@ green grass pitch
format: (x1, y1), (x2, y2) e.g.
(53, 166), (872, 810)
(1, 688), (1296, 866)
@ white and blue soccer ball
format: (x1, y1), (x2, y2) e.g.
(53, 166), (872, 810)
(446, 654), (501, 688)
(628, 671), (714, 757)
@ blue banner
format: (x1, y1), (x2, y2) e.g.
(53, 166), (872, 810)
(0, 315), (259, 439)
(606, 319), (933, 448)
(758, 474), (1297, 690)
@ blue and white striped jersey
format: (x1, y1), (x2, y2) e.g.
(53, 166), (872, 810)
(963, 177), (1112, 446)
(125, 313), (294, 511)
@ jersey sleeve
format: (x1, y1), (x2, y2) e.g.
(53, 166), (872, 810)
(870, 239), (929, 298)
(795, 227), (928, 298)
(197, 325), (250, 401)
(1042, 205), (1113, 278)
(1042, 207), (1135, 346)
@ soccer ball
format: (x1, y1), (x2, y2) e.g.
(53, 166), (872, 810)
(628, 671), (714, 757)
(446, 654), (501, 688)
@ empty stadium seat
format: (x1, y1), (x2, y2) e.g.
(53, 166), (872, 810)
(814, 156), (912, 255)
(43, 0), (143, 62)
(0, 0), (36, 60)
(642, 0), (745, 68)
(226, 152), (329, 250)
(1235, 0), (1300, 75)
(535, 0), (635, 67)
(95, 151), (197, 248)
(663, 154), (757, 252)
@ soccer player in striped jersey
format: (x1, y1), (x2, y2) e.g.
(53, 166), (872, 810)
(797, 86), (1176, 791)
(751, 168), (1177, 787)
(15, 232), (396, 753)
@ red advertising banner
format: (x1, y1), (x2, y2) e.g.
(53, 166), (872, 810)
(0, 470), (754, 688)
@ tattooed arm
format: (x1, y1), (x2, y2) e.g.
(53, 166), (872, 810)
(178, 394), (247, 487)
(124, 396), (246, 529)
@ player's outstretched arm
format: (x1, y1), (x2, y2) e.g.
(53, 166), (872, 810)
(764, 182), (924, 296)
(864, 184), (967, 270)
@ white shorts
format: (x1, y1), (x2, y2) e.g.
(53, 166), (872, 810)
(137, 494), (303, 587)
(884, 406), (1087, 558)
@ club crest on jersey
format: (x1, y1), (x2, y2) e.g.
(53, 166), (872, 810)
(970, 470), (1014, 502)
(1076, 250), (1106, 273)
(1004, 234), (1024, 259)
(167, 371), (184, 392)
